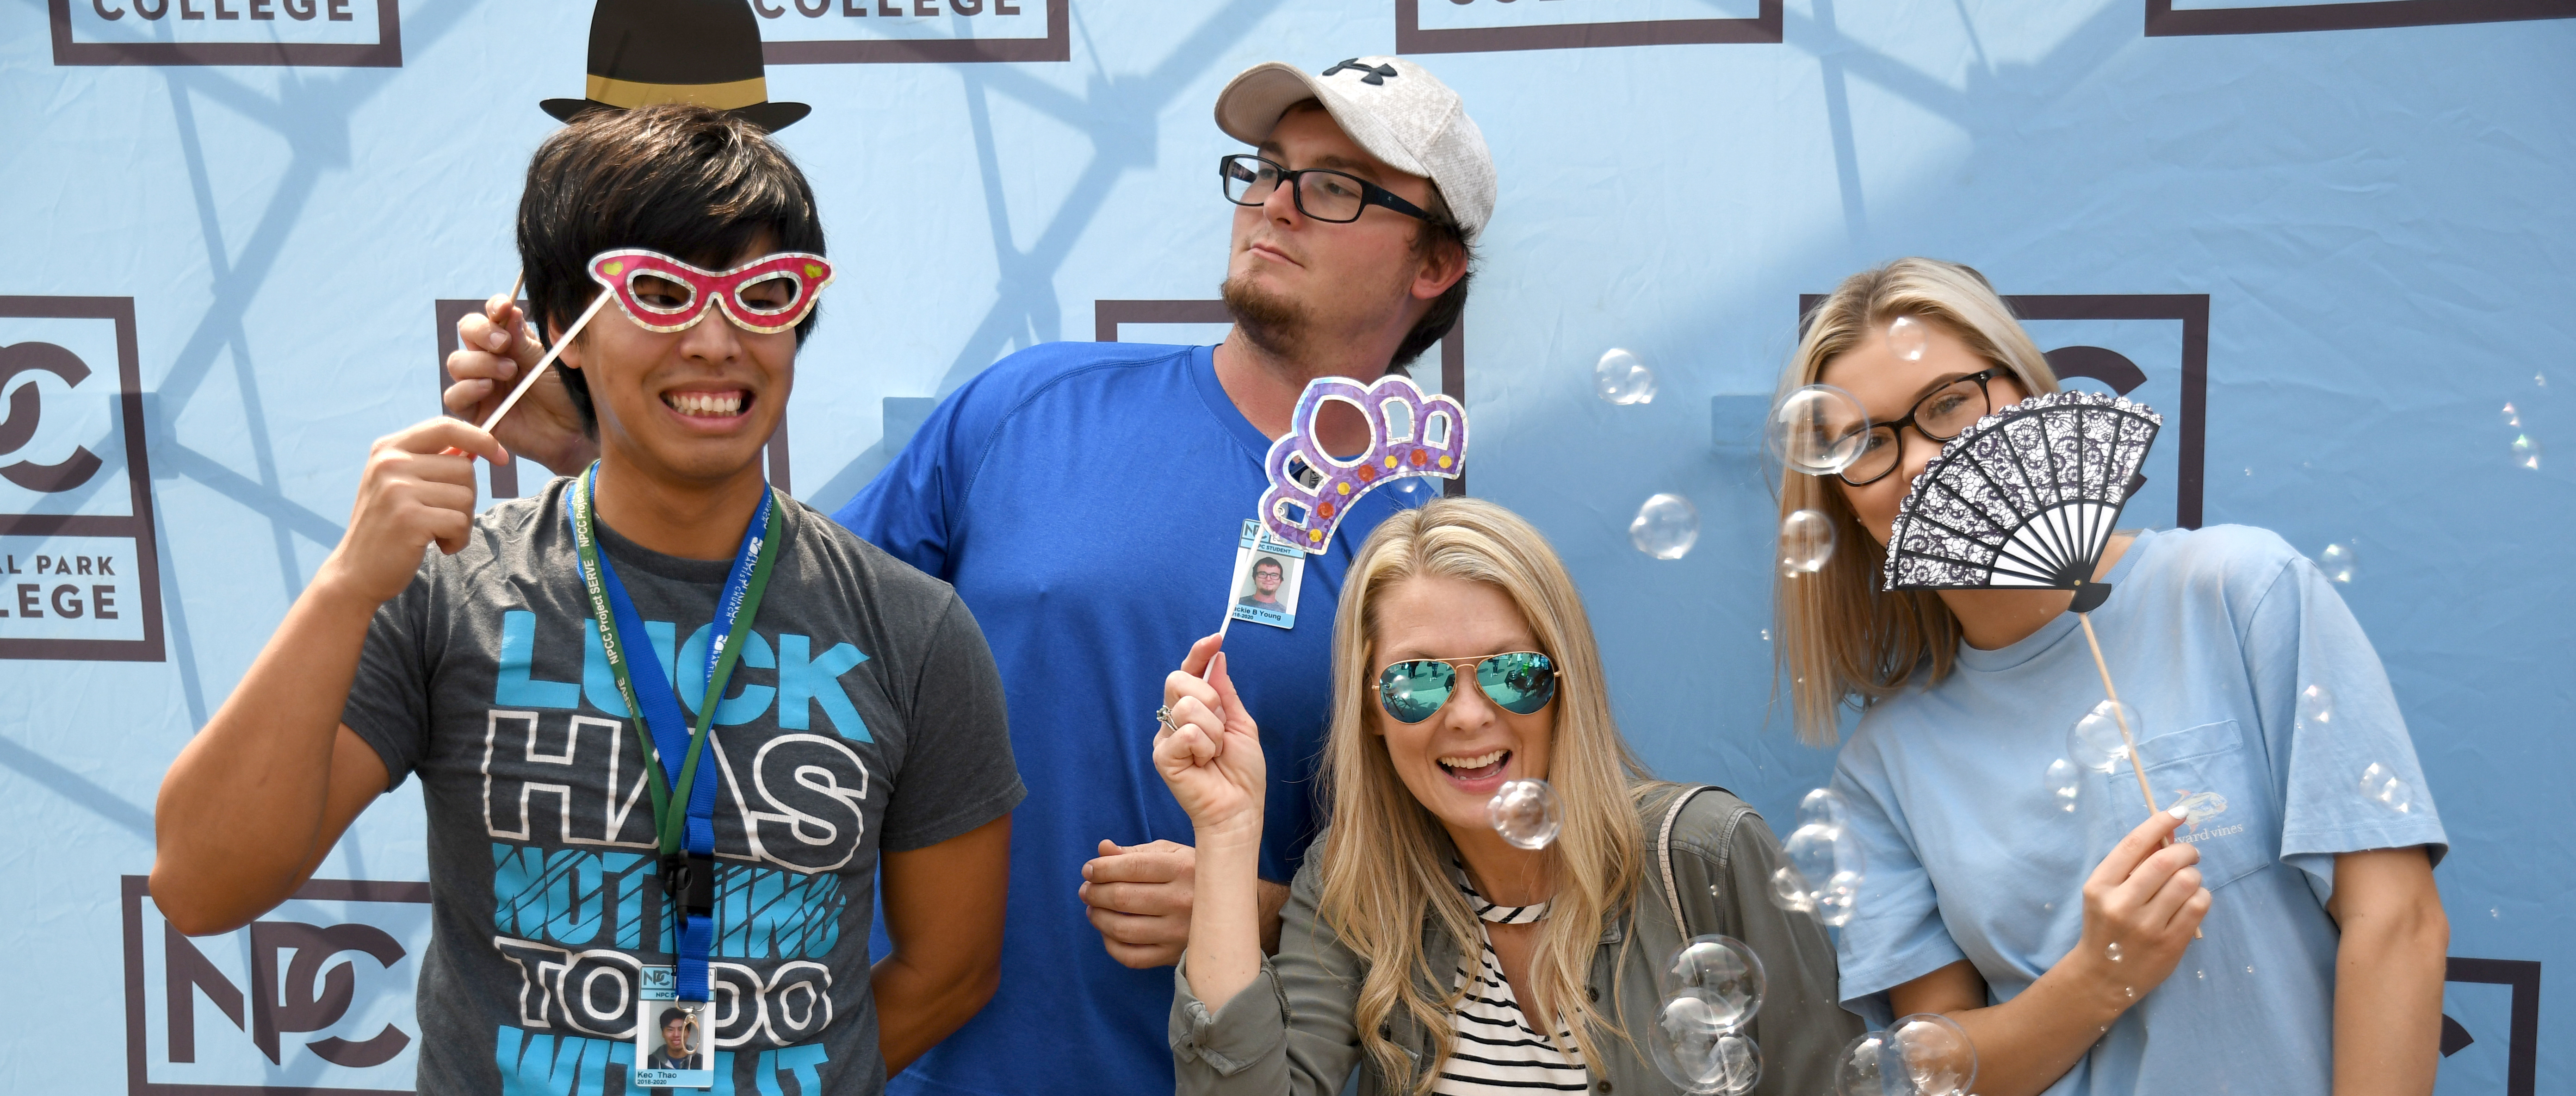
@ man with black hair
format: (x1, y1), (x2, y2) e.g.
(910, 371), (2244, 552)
(445, 57), (1492, 1096)
(155, 104), (1022, 1096)
(648, 1008), (702, 1072)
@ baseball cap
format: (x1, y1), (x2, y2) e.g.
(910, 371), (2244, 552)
(1213, 56), (1497, 242)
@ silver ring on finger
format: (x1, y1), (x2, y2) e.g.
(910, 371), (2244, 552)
(1154, 704), (1178, 734)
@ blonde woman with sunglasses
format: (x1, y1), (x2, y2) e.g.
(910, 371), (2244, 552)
(1778, 259), (2450, 1096)
(1149, 498), (1858, 1096)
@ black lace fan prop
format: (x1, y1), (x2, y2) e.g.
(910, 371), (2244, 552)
(1881, 391), (2162, 614)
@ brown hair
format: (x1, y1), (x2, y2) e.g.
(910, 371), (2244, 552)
(1772, 258), (2062, 745)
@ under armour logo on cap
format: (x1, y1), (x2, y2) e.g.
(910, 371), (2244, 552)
(1321, 58), (1399, 85)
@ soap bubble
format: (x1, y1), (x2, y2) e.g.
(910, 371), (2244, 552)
(1777, 818), (1866, 926)
(1769, 384), (1873, 476)
(2296, 683), (2335, 734)
(2503, 402), (2523, 428)
(1779, 509), (1837, 576)
(2316, 542), (2359, 584)
(1487, 778), (1563, 849)
(1768, 867), (1818, 915)
(2067, 699), (2144, 773)
(1887, 1013), (1978, 1096)
(1658, 935), (1768, 1030)
(1814, 871), (1862, 928)
(2513, 432), (2543, 471)
(1649, 999), (1762, 1096)
(1595, 348), (1658, 405)
(1834, 1015), (1978, 1096)
(2106, 941), (2124, 962)
(2357, 763), (2413, 814)
(1887, 315), (1931, 361)
(1797, 787), (1852, 831)
(2044, 759), (2082, 813)
(1630, 493), (1701, 560)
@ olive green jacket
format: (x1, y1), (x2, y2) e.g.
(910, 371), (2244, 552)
(1169, 783), (1861, 1096)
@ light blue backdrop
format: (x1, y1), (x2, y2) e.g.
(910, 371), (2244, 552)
(3, 0), (2569, 1091)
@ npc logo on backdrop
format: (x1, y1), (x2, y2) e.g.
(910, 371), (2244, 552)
(0, 297), (166, 662)
(123, 877), (429, 1093)
(48, 0), (399, 67)
(755, 0), (1067, 64)
(1396, 0), (1781, 54)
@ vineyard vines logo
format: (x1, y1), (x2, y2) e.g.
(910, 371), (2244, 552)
(2170, 790), (2242, 843)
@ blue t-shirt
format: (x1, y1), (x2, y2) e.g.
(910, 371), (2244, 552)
(1831, 525), (2447, 1096)
(832, 342), (1423, 1096)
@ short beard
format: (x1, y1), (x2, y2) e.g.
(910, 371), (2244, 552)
(1220, 274), (1308, 361)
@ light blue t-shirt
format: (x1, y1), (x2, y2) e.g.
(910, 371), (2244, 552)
(1831, 525), (2447, 1096)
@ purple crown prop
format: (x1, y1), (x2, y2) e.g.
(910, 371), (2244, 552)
(1259, 374), (1468, 552)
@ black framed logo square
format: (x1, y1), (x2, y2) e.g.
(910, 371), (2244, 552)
(0, 296), (165, 662)
(756, 0), (1068, 64)
(2144, 0), (2576, 36)
(1800, 293), (2211, 530)
(48, 0), (401, 68)
(1395, 0), (1781, 54)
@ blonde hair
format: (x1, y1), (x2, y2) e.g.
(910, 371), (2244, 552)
(1314, 497), (1649, 1093)
(1774, 258), (2062, 746)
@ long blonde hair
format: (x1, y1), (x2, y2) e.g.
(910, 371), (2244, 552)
(1315, 498), (1648, 1092)
(1774, 258), (2063, 745)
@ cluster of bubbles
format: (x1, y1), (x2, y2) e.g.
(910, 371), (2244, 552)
(1770, 789), (1864, 927)
(1833, 1012), (1978, 1096)
(2297, 682), (2335, 733)
(1631, 493), (1701, 560)
(2315, 542), (2359, 584)
(1651, 935), (1767, 1094)
(1487, 778), (1564, 850)
(1769, 384), (1873, 477)
(2504, 402), (2542, 471)
(1780, 509), (1836, 575)
(2065, 698), (2145, 774)
(1596, 349), (1659, 405)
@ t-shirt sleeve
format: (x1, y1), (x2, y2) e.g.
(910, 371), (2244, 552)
(1829, 749), (1968, 1021)
(339, 560), (438, 789)
(2239, 554), (2447, 904)
(877, 592), (1025, 852)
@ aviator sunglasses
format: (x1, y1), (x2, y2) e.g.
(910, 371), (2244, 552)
(587, 249), (835, 336)
(1376, 651), (1560, 724)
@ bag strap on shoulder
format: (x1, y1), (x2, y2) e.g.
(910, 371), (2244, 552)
(1657, 784), (1713, 939)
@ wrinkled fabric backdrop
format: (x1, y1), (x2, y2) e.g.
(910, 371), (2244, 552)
(3, 0), (2569, 1091)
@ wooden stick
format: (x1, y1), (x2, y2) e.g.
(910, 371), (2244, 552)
(478, 292), (608, 434)
(2079, 610), (2202, 938)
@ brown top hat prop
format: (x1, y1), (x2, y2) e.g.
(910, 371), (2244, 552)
(541, 0), (810, 132)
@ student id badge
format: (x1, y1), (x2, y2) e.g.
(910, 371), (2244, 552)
(634, 995), (714, 1090)
(1226, 519), (1307, 630)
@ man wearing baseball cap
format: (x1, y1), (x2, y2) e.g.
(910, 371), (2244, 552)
(445, 56), (1493, 1094)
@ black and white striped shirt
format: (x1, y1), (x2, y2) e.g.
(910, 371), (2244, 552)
(1434, 872), (1589, 1094)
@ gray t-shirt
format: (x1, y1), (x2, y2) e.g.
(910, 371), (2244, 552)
(344, 478), (1023, 1095)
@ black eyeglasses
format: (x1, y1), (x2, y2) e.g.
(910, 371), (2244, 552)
(1220, 154), (1436, 225)
(1837, 368), (2006, 486)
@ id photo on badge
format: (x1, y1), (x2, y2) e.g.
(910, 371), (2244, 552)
(1230, 533), (1304, 630)
(636, 1001), (713, 1090)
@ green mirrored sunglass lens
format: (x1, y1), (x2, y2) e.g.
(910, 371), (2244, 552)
(1479, 654), (1555, 714)
(1380, 661), (1453, 722)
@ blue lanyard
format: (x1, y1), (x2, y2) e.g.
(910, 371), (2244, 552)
(564, 464), (776, 1003)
